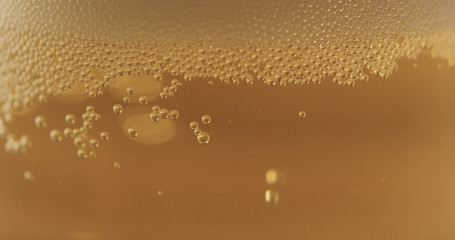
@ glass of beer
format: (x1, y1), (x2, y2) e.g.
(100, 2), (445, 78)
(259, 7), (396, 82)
(1, 1), (455, 239)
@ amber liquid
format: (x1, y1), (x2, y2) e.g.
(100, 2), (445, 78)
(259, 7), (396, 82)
(1, 52), (455, 240)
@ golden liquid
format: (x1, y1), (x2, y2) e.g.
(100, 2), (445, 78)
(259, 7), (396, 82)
(1, 1), (455, 240)
(0, 53), (454, 240)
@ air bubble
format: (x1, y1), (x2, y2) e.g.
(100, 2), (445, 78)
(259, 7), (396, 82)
(201, 115), (212, 124)
(113, 104), (123, 114)
(65, 114), (76, 125)
(189, 121), (199, 130)
(34, 115), (46, 128)
(139, 96), (148, 105)
(197, 132), (210, 144)
(128, 127), (138, 137)
(100, 132), (110, 141)
(50, 129), (63, 142)
(77, 149), (88, 159)
(169, 110), (179, 120)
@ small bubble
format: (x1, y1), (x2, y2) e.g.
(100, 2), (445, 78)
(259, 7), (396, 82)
(19, 135), (32, 148)
(299, 111), (306, 118)
(114, 162), (121, 168)
(159, 108), (169, 119)
(65, 114), (76, 125)
(82, 113), (90, 121)
(189, 121), (199, 130)
(34, 115), (47, 128)
(123, 96), (130, 103)
(50, 129), (63, 142)
(128, 127), (138, 137)
(89, 151), (96, 158)
(77, 149), (88, 159)
(265, 189), (279, 205)
(169, 110), (179, 120)
(266, 169), (278, 185)
(74, 135), (87, 148)
(193, 127), (202, 135)
(139, 96), (149, 105)
(197, 132), (210, 144)
(157, 190), (164, 196)
(201, 114), (212, 124)
(113, 104), (123, 114)
(83, 121), (93, 129)
(159, 92), (168, 99)
(23, 170), (35, 182)
(127, 87), (134, 95)
(90, 139), (99, 148)
(152, 105), (160, 112)
(208, 80), (214, 85)
(86, 105), (95, 113)
(63, 128), (74, 138)
(100, 132), (110, 140)
(171, 79), (179, 86)
(150, 112), (160, 122)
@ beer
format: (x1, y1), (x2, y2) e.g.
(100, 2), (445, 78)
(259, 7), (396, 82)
(1, 1), (455, 239)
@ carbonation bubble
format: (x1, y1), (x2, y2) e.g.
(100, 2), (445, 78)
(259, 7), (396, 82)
(74, 136), (87, 148)
(23, 170), (35, 182)
(83, 121), (93, 129)
(63, 128), (74, 139)
(265, 189), (279, 205)
(77, 149), (88, 159)
(86, 105), (95, 113)
(89, 151), (96, 158)
(193, 128), (202, 135)
(139, 96), (148, 105)
(113, 104), (123, 114)
(90, 139), (99, 148)
(159, 108), (169, 119)
(150, 112), (160, 122)
(189, 121), (199, 130)
(152, 105), (160, 113)
(114, 162), (121, 168)
(201, 115), (212, 124)
(169, 110), (179, 120)
(126, 87), (134, 95)
(128, 127), (138, 137)
(157, 190), (164, 196)
(50, 129), (63, 142)
(159, 92), (168, 99)
(34, 116), (47, 128)
(197, 132), (210, 144)
(100, 132), (110, 141)
(299, 111), (307, 118)
(123, 97), (130, 103)
(65, 114), (76, 125)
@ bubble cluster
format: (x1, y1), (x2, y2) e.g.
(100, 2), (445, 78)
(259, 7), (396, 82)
(190, 120), (211, 144)
(0, 1), (455, 154)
